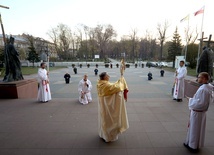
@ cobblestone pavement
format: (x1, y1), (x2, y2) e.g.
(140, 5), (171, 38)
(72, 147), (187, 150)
(0, 65), (214, 155)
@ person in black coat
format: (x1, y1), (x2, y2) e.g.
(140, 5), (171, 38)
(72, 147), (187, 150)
(160, 69), (165, 77)
(64, 73), (71, 84)
(94, 68), (98, 76)
(73, 67), (77, 74)
(148, 72), (153, 80)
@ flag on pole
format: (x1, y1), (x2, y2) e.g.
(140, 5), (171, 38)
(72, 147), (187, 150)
(194, 6), (204, 16)
(180, 14), (189, 22)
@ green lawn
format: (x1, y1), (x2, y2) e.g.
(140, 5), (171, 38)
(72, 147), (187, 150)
(163, 67), (214, 77)
(0, 66), (66, 77)
(21, 66), (66, 75)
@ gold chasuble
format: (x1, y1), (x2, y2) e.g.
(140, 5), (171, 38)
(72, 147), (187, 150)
(97, 76), (129, 142)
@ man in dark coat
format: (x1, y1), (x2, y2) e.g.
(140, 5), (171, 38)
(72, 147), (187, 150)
(73, 67), (77, 74)
(148, 72), (153, 80)
(64, 73), (71, 84)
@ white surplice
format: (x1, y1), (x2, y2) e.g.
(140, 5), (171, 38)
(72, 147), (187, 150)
(173, 66), (187, 99)
(185, 83), (214, 149)
(37, 68), (51, 102)
(78, 79), (92, 104)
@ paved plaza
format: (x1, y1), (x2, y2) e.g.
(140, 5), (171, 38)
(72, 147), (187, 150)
(0, 64), (214, 155)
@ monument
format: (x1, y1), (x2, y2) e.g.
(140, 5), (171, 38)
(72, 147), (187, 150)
(184, 34), (214, 98)
(197, 46), (214, 82)
(0, 36), (38, 99)
(3, 36), (24, 82)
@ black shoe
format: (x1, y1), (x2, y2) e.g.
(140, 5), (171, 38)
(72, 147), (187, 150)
(177, 99), (182, 102)
(183, 143), (189, 149)
(183, 143), (199, 153)
(173, 98), (177, 100)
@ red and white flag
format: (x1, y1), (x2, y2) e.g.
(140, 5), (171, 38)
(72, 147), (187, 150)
(194, 6), (204, 16)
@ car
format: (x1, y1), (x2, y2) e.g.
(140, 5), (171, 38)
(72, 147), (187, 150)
(49, 62), (55, 67)
(185, 62), (190, 67)
(146, 62), (157, 67)
(159, 62), (168, 67)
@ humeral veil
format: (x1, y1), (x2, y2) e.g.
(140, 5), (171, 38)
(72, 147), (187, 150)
(97, 76), (129, 142)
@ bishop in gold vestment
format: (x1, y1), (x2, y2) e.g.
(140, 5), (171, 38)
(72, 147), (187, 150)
(97, 72), (129, 142)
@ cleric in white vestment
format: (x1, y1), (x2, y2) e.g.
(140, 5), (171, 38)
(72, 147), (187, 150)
(173, 60), (187, 102)
(78, 74), (92, 105)
(184, 72), (214, 152)
(37, 62), (52, 102)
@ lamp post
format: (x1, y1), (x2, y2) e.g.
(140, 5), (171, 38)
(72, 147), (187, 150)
(40, 43), (50, 72)
(45, 45), (50, 72)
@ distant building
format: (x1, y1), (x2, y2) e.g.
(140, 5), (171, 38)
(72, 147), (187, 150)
(0, 34), (57, 61)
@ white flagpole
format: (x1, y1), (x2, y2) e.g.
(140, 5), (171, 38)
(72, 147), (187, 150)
(196, 6), (205, 73)
(184, 15), (190, 62)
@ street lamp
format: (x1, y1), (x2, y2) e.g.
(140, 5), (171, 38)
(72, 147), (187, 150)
(44, 45), (50, 72)
(40, 43), (50, 72)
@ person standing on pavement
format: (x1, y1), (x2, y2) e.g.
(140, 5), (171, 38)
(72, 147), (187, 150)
(173, 60), (187, 102)
(78, 74), (92, 105)
(184, 72), (214, 152)
(160, 69), (165, 77)
(37, 62), (52, 103)
(97, 72), (129, 142)
(94, 68), (98, 76)
(73, 67), (77, 74)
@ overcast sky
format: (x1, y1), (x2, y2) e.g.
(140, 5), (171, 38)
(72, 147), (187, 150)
(0, 0), (213, 43)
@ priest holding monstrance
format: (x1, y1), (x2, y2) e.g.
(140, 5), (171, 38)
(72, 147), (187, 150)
(97, 59), (129, 142)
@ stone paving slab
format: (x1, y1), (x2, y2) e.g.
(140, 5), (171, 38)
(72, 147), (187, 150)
(0, 65), (214, 155)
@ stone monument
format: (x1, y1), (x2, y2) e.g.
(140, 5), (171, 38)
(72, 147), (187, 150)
(3, 36), (24, 82)
(184, 34), (214, 98)
(197, 35), (214, 82)
(0, 36), (37, 99)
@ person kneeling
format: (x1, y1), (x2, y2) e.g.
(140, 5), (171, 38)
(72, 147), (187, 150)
(78, 74), (92, 105)
(148, 72), (153, 80)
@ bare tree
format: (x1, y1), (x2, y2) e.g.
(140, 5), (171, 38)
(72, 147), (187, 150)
(47, 27), (59, 57)
(47, 23), (72, 60)
(88, 27), (98, 59)
(75, 27), (83, 58)
(157, 20), (169, 61)
(94, 24), (117, 59)
(129, 28), (138, 62)
(185, 27), (199, 44)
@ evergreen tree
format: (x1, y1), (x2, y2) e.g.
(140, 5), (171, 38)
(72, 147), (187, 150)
(167, 27), (182, 67)
(186, 43), (198, 69)
(27, 37), (40, 67)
